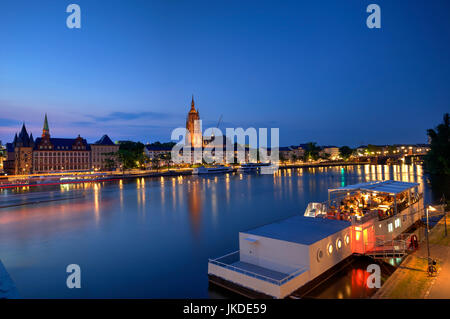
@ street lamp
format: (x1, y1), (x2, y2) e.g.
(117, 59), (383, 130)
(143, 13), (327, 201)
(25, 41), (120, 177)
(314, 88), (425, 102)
(442, 195), (447, 237)
(425, 205), (437, 265)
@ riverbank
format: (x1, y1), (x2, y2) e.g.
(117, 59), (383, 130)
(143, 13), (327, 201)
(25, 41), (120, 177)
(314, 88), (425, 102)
(277, 161), (370, 170)
(373, 210), (450, 299)
(0, 163), (428, 298)
(0, 161), (370, 190)
(0, 162), (370, 189)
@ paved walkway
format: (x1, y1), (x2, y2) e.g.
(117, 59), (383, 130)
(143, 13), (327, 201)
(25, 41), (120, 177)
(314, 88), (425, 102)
(427, 237), (450, 298)
(373, 212), (450, 299)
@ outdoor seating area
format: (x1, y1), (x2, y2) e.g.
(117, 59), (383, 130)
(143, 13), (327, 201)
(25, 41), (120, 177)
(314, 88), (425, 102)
(324, 181), (420, 222)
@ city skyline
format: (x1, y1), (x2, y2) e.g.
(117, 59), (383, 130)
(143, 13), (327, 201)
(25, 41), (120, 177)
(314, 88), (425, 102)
(0, 110), (434, 148)
(1, 0), (449, 146)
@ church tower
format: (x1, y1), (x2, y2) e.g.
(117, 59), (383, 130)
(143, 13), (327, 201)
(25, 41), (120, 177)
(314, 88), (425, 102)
(42, 113), (50, 138)
(186, 95), (202, 147)
(13, 123), (33, 175)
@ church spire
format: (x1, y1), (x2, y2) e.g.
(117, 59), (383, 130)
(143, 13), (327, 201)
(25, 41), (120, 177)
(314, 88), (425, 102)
(191, 95), (195, 110)
(42, 113), (50, 138)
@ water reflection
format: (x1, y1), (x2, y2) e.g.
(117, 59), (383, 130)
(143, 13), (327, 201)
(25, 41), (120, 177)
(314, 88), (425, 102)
(0, 164), (432, 298)
(188, 179), (203, 236)
(303, 257), (397, 299)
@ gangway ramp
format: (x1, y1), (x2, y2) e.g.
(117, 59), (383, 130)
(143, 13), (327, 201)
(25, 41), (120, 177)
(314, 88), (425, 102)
(364, 239), (407, 259)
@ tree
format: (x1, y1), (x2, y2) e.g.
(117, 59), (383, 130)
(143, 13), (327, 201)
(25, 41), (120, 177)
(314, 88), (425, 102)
(147, 141), (176, 149)
(303, 142), (320, 161)
(291, 153), (298, 163)
(103, 152), (118, 171)
(320, 153), (331, 160)
(425, 113), (450, 209)
(425, 113), (450, 175)
(117, 141), (146, 169)
(366, 144), (381, 155)
(339, 146), (353, 160)
(151, 157), (160, 171)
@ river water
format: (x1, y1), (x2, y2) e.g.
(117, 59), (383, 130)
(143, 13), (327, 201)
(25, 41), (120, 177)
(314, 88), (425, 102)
(0, 164), (433, 298)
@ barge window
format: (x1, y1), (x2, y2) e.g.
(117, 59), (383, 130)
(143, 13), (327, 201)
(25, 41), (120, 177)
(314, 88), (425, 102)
(327, 244), (333, 255)
(336, 239), (342, 250)
(345, 234), (350, 245)
(388, 223), (393, 232)
(317, 249), (324, 262)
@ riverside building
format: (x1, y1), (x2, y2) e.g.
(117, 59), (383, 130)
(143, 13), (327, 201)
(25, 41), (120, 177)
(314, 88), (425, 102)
(4, 114), (119, 174)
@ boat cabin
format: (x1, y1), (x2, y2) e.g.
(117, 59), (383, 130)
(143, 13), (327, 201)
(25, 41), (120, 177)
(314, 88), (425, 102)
(305, 180), (422, 224)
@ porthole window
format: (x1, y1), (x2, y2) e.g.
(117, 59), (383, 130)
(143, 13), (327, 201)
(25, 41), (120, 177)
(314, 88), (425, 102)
(345, 234), (350, 245)
(317, 249), (324, 262)
(336, 239), (342, 250)
(327, 244), (333, 255)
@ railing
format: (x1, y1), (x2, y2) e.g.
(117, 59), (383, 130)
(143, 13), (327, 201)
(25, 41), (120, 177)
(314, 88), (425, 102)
(208, 251), (307, 286)
(304, 202), (327, 218)
(364, 239), (407, 258)
(310, 192), (424, 225)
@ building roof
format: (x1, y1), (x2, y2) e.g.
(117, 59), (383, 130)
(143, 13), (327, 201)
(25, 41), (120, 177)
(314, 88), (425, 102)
(94, 135), (115, 146)
(242, 215), (351, 245)
(329, 180), (419, 195)
(14, 123), (34, 147)
(34, 137), (91, 151)
(43, 113), (49, 132)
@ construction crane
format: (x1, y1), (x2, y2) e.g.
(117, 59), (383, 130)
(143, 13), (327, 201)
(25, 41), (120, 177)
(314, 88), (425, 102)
(216, 114), (223, 130)
(210, 114), (223, 140)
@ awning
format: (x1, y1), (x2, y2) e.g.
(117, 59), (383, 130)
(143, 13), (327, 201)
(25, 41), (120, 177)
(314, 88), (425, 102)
(329, 180), (419, 195)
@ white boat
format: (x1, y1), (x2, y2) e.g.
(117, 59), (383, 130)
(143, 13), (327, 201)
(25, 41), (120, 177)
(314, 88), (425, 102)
(208, 180), (425, 299)
(238, 162), (273, 173)
(192, 165), (233, 175)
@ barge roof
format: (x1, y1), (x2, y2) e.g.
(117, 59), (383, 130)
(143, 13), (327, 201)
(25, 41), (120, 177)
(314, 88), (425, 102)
(242, 216), (351, 245)
(329, 180), (419, 195)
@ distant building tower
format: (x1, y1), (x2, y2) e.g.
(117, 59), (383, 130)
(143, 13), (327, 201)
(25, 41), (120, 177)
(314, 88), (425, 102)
(33, 114), (91, 173)
(186, 95), (202, 147)
(13, 123), (34, 175)
(38, 113), (53, 150)
(42, 113), (50, 138)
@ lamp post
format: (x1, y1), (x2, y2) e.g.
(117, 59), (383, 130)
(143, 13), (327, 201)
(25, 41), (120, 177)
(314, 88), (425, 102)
(426, 205), (438, 264)
(442, 195), (447, 237)
(426, 206), (431, 263)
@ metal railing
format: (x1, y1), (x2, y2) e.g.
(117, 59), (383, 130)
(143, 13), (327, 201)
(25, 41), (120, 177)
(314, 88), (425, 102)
(208, 251), (307, 286)
(364, 239), (407, 258)
(308, 192), (424, 225)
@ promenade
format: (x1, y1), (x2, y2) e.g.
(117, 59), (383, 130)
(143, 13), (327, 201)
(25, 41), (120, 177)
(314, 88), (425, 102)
(373, 211), (450, 299)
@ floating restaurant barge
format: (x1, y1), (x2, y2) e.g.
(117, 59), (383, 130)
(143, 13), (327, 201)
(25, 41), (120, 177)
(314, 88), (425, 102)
(208, 180), (424, 298)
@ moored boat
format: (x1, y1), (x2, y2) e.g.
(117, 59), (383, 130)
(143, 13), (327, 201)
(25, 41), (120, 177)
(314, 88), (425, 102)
(192, 165), (233, 175)
(237, 162), (273, 173)
(208, 180), (426, 298)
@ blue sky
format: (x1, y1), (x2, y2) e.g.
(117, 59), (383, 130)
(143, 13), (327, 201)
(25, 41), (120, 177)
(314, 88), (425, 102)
(0, 0), (449, 147)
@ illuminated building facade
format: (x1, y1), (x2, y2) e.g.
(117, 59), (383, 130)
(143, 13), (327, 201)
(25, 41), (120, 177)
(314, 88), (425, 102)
(90, 135), (119, 171)
(5, 115), (93, 174)
(10, 124), (34, 175)
(33, 114), (91, 173)
(0, 142), (5, 173)
(185, 96), (202, 148)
